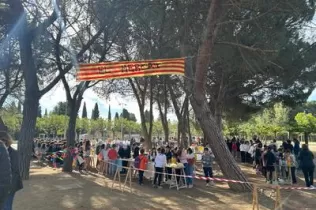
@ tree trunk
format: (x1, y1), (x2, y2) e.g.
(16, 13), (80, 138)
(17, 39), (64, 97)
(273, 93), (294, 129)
(214, 103), (223, 133)
(142, 126), (152, 149)
(186, 103), (192, 146)
(63, 101), (76, 172)
(184, 0), (251, 191)
(0, 90), (10, 109)
(18, 19), (41, 180)
(304, 132), (309, 145)
(63, 98), (82, 172)
(18, 92), (39, 179)
(157, 99), (169, 143)
(203, 132), (208, 146)
(190, 94), (252, 191)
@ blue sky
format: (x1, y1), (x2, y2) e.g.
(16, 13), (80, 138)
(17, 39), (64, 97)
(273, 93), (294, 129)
(308, 89), (316, 101)
(40, 82), (175, 122)
(40, 82), (316, 122)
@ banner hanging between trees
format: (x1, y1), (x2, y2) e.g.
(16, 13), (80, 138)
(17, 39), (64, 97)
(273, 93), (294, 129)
(77, 58), (185, 81)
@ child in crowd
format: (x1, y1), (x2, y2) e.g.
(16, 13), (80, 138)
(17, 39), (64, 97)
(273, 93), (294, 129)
(186, 148), (195, 188)
(138, 149), (148, 185)
(202, 147), (215, 186)
(108, 144), (118, 175)
(232, 140), (238, 160)
(165, 146), (173, 183)
(285, 149), (297, 184)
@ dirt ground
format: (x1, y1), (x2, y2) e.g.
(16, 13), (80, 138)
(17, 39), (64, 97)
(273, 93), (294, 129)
(14, 144), (316, 210)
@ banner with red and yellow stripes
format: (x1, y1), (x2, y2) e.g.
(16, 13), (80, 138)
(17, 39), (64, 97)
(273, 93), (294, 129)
(77, 58), (185, 81)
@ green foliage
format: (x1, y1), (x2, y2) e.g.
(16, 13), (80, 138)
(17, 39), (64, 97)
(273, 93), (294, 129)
(152, 121), (163, 137)
(226, 103), (290, 138)
(52, 102), (67, 116)
(0, 106), (22, 136)
(90, 118), (107, 135)
(76, 117), (90, 134)
(120, 108), (137, 122)
(36, 115), (68, 136)
(294, 112), (316, 133)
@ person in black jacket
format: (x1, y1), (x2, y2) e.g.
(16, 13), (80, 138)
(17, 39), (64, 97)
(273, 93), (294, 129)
(264, 146), (276, 184)
(0, 133), (12, 210)
(298, 144), (315, 188)
(1, 131), (23, 210)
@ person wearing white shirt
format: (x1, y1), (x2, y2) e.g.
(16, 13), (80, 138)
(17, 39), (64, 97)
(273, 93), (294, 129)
(154, 148), (167, 188)
(240, 142), (247, 163)
(243, 141), (250, 163)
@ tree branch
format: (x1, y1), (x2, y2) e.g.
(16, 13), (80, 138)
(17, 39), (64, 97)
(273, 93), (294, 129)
(216, 41), (278, 53)
(30, 10), (57, 39)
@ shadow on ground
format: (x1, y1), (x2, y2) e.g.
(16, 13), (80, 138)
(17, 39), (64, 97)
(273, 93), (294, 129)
(14, 158), (316, 210)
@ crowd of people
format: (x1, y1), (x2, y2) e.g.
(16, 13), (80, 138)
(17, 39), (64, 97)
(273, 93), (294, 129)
(33, 136), (315, 190)
(95, 141), (216, 189)
(1, 131), (315, 209)
(226, 137), (315, 188)
(0, 131), (23, 210)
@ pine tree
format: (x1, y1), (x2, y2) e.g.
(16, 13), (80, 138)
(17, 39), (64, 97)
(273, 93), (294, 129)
(115, 112), (119, 119)
(82, 102), (88, 118)
(91, 102), (100, 120)
(108, 105), (111, 121)
(37, 106), (42, 118)
(17, 102), (22, 114)
(44, 109), (48, 117)
(121, 108), (130, 119)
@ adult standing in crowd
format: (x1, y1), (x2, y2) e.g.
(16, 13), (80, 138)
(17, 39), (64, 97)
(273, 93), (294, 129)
(153, 148), (166, 189)
(132, 143), (140, 159)
(1, 131), (23, 210)
(0, 136), (12, 210)
(298, 144), (315, 188)
(293, 138), (300, 157)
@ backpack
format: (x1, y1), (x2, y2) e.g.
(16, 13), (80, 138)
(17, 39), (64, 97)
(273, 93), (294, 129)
(134, 156), (142, 169)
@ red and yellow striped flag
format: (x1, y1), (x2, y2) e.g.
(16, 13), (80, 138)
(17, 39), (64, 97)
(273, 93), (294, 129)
(77, 58), (185, 81)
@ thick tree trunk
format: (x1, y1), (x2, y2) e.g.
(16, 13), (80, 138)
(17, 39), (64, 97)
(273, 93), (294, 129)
(19, 92), (39, 179)
(190, 95), (252, 191)
(63, 98), (82, 172)
(18, 18), (41, 180)
(157, 100), (169, 143)
(0, 90), (10, 109)
(184, 0), (251, 191)
(214, 104), (223, 133)
(304, 132), (309, 145)
(142, 126), (152, 149)
(203, 132), (208, 146)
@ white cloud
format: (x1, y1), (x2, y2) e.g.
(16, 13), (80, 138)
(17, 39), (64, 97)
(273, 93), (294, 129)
(40, 82), (177, 122)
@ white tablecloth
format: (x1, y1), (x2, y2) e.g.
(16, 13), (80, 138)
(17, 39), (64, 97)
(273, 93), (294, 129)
(144, 162), (155, 180)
